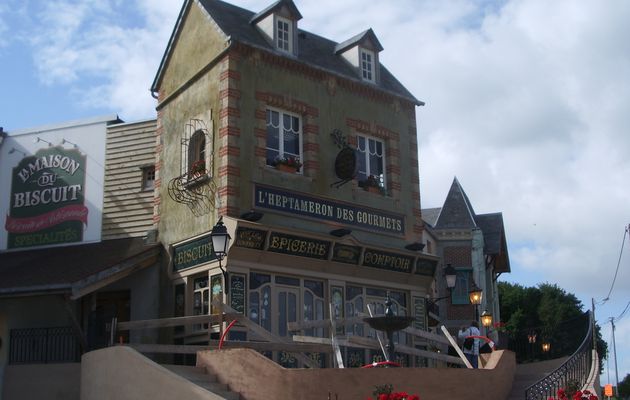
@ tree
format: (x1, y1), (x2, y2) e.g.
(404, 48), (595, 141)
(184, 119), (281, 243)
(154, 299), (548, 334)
(498, 281), (607, 369)
(619, 373), (630, 399)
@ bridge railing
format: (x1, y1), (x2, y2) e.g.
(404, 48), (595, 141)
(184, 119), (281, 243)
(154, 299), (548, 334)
(524, 310), (594, 400)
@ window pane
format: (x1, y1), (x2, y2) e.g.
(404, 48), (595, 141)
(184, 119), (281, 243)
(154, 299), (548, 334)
(279, 292), (287, 337)
(261, 286), (271, 331)
(249, 292), (260, 324)
(288, 293), (297, 323)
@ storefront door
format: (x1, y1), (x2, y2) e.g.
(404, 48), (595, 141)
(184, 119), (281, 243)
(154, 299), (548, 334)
(274, 286), (300, 367)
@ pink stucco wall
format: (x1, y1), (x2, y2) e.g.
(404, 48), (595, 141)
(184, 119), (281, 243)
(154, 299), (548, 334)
(198, 349), (516, 400)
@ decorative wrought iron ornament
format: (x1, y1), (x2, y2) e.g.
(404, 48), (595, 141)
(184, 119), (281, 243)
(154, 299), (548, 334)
(330, 129), (356, 188)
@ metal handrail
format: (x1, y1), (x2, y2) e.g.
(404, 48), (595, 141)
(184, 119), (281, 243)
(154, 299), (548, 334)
(524, 311), (594, 400)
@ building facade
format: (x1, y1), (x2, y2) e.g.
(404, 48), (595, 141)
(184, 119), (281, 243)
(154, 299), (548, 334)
(0, 117), (160, 399)
(422, 177), (510, 343)
(151, 0), (438, 367)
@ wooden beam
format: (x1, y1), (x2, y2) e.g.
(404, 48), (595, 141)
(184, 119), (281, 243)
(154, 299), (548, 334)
(402, 326), (450, 346)
(117, 313), (242, 331)
(345, 336), (465, 365)
(287, 315), (366, 331)
(440, 325), (472, 368)
(329, 303), (344, 368)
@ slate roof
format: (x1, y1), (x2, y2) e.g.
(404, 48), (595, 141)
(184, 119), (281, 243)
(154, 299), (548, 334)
(428, 177), (511, 273)
(434, 177), (477, 230)
(0, 238), (159, 296)
(152, 0), (422, 105)
(334, 29), (383, 54)
(421, 207), (441, 228)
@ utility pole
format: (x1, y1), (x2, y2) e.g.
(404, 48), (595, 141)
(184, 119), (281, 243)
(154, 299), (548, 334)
(610, 317), (619, 396)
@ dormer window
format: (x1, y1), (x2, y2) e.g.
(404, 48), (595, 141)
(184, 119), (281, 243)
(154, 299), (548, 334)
(251, 0), (302, 56)
(276, 16), (292, 53)
(360, 49), (375, 82)
(335, 29), (383, 84)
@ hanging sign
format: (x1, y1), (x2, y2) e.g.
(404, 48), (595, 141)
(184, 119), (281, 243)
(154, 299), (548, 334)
(254, 184), (404, 235)
(5, 146), (88, 249)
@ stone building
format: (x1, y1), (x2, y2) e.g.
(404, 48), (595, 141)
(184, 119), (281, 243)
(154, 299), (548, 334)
(422, 177), (510, 342)
(151, 0), (438, 367)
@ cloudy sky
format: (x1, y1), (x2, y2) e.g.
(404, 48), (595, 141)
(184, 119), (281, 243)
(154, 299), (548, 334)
(1, 0), (629, 384)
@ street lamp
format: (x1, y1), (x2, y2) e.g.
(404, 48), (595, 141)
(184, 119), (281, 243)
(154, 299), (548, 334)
(210, 216), (231, 294)
(480, 310), (493, 329)
(444, 264), (457, 291)
(468, 282), (483, 322)
(542, 342), (551, 353)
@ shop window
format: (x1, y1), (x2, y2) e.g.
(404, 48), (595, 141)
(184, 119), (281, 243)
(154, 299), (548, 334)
(452, 269), (472, 305)
(266, 109), (302, 171)
(249, 272), (272, 332)
(193, 276), (209, 331)
(304, 280), (325, 338)
(275, 275), (300, 286)
(141, 166), (155, 191)
(356, 135), (385, 189)
(210, 274), (222, 315)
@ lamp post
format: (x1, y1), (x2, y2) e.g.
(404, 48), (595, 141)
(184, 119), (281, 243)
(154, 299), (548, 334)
(210, 216), (231, 294)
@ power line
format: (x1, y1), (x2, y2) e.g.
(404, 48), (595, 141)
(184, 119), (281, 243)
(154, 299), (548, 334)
(616, 300), (630, 322)
(600, 225), (628, 303)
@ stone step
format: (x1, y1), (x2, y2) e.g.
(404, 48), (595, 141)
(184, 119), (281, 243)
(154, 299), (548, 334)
(161, 364), (240, 400)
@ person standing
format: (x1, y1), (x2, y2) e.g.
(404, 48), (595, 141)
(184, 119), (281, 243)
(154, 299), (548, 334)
(458, 321), (480, 368)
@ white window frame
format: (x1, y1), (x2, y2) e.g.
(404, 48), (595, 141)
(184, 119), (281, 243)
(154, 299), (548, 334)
(360, 48), (375, 82)
(356, 134), (386, 188)
(141, 166), (155, 191)
(265, 108), (303, 173)
(276, 16), (292, 53)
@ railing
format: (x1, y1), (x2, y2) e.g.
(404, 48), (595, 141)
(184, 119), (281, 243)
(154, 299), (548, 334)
(9, 326), (81, 364)
(509, 312), (589, 363)
(524, 311), (594, 400)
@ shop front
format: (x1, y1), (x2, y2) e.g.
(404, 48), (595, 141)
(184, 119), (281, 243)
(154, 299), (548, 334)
(168, 216), (438, 368)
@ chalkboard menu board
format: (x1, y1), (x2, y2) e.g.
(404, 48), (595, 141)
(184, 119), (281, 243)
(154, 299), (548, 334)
(413, 296), (427, 331)
(230, 274), (246, 314)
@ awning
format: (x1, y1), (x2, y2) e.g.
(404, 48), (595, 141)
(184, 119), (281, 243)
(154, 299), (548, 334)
(0, 238), (160, 299)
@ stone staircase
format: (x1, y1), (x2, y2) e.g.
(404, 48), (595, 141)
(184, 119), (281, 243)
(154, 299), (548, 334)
(506, 357), (568, 400)
(162, 364), (240, 400)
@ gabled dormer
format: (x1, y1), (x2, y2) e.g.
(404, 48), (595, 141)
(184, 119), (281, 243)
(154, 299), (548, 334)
(251, 0), (303, 56)
(335, 29), (384, 84)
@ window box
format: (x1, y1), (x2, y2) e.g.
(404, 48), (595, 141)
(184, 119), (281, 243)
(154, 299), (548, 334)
(272, 155), (302, 173)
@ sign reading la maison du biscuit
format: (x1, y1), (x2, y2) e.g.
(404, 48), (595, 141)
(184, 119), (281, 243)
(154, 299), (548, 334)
(5, 147), (88, 249)
(254, 184), (405, 235)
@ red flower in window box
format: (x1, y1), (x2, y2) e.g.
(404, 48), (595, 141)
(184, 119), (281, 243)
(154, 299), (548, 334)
(189, 159), (206, 177)
(273, 155), (302, 172)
